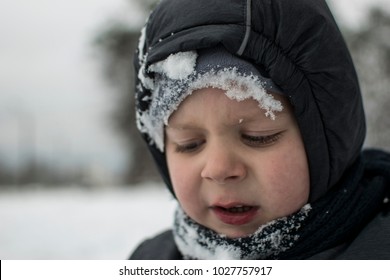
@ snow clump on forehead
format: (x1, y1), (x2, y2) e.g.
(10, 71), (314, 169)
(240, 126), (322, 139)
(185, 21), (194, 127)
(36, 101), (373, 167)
(136, 47), (284, 152)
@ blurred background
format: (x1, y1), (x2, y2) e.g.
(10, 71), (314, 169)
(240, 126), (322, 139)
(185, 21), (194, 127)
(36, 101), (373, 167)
(0, 0), (389, 259)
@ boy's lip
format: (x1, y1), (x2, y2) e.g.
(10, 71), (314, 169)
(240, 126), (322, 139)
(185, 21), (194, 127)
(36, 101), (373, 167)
(210, 203), (259, 226)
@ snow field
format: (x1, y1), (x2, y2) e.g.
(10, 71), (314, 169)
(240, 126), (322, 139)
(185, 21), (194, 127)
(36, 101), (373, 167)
(0, 184), (176, 259)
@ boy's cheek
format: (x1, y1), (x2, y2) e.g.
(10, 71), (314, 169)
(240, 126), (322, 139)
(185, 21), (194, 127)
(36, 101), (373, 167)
(167, 157), (190, 191)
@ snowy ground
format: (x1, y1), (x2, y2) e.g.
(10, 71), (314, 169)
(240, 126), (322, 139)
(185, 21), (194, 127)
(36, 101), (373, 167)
(0, 183), (177, 259)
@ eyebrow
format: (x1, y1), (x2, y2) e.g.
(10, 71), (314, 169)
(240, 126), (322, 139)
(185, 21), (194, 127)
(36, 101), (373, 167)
(166, 113), (285, 131)
(166, 102), (289, 131)
(165, 123), (202, 131)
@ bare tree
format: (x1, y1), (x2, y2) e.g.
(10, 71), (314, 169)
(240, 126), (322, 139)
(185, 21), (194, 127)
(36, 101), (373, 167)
(346, 8), (390, 151)
(94, 0), (161, 185)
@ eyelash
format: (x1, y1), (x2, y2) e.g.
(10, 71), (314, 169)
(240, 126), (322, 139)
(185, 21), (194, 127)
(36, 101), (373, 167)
(241, 132), (282, 147)
(175, 140), (205, 153)
(174, 132), (282, 153)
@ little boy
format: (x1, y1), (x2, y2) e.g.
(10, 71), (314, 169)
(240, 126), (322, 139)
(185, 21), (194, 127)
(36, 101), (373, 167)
(130, 0), (390, 259)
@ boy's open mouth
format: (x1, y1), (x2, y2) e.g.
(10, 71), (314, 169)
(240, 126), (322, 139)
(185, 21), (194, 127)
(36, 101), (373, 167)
(211, 204), (259, 225)
(216, 205), (254, 213)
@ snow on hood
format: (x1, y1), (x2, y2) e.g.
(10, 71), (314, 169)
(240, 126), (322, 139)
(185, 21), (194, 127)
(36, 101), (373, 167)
(136, 49), (283, 151)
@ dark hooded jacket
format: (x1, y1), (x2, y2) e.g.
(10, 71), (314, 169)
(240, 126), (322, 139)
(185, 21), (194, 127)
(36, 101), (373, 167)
(131, 0), (390, 259)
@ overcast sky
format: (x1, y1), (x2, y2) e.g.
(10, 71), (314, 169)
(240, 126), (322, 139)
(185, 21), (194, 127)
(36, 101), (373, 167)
(0, 0), (389, 179)
(0, 0), (146, 176)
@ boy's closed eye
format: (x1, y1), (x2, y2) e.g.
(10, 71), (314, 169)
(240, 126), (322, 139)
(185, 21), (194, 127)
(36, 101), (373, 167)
(241, 132), (284, 148)
(167, 130), (285, 154)
(174, 139), (206, 153)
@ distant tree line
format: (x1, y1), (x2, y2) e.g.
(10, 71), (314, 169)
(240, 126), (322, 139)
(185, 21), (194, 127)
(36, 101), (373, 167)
(0, 160), (84, 187)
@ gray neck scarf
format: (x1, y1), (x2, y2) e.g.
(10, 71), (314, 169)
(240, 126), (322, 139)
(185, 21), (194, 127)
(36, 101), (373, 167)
(172, 205), (311, 260)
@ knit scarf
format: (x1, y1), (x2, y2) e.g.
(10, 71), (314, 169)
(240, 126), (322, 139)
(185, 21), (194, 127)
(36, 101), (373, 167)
(173, 204), (312, 259)
(172, 150), (390, 259)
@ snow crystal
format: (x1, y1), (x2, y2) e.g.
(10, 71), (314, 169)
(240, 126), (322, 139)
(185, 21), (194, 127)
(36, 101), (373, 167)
(214, 245), (241, 260)
(136, 26), (155, 91)
(189, 67), (283, 120)
(138, 64), (154, 90)
(174, 220), (242, 260)
(149, 51), (197, 80)
(137, 26), (146, 62)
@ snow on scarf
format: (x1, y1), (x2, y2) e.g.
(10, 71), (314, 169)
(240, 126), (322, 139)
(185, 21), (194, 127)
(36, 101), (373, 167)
(173, 204), (311, 260)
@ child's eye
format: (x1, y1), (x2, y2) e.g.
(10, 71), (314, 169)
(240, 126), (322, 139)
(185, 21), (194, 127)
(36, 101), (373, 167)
(175, 140), (205, 153)
(241, 132), (282, 147)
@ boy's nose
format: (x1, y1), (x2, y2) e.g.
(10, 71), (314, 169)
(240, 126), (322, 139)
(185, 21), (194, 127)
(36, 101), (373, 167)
(200, 143), (246, 185)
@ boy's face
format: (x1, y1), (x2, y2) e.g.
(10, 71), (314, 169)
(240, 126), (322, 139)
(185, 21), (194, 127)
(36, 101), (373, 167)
(165, 88), (309, 238)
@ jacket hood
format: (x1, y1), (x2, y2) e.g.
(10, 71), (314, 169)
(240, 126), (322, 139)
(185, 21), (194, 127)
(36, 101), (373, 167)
(134, 0), (366, 202)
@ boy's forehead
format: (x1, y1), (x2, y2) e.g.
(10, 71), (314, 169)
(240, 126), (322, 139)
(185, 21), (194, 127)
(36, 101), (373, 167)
(167, 90), (291, 129)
